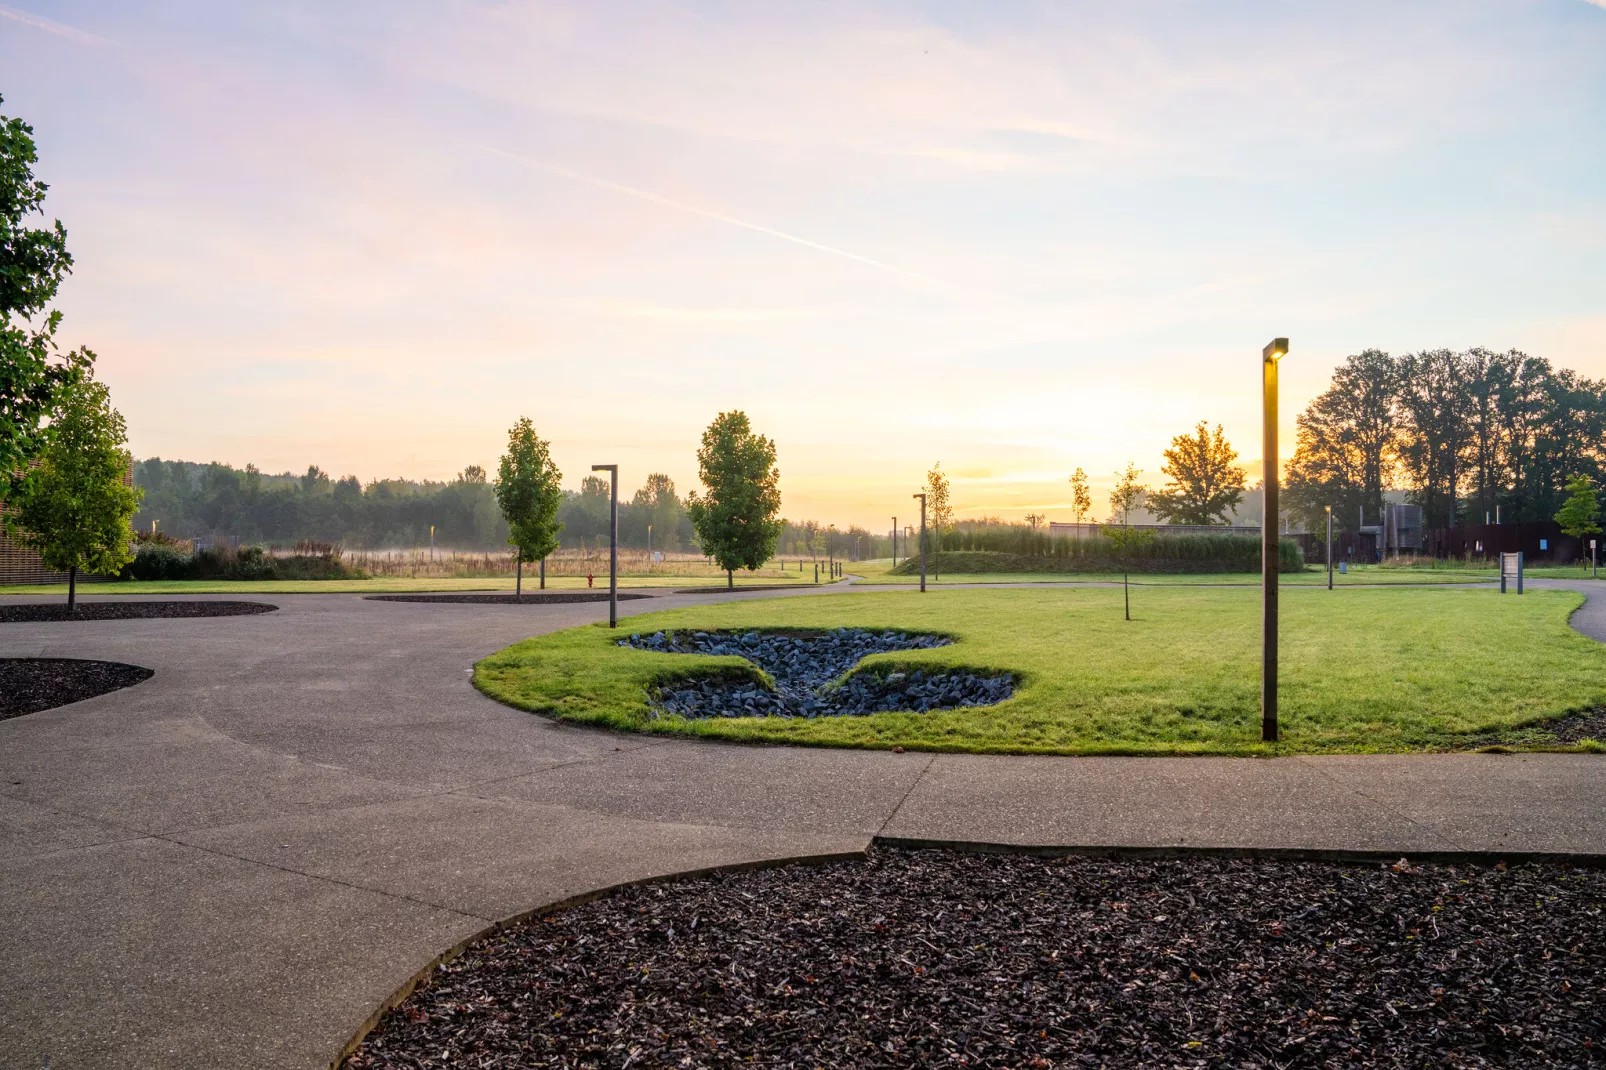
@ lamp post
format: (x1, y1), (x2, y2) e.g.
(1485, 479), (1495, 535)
(912, 493), (928, 593)
(591, 464), (618, 627)
(891, 517), (898, 567)
(1262, 337), (1289, 743)
(1326, 504), (1333, 591)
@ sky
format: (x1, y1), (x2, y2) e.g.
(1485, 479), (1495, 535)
(2, 0), (1604, 529)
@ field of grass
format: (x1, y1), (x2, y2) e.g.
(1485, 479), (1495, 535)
(843, 558), (1501, 586)
(0, 573), (842, 596)
(475, 585), (1606, 756)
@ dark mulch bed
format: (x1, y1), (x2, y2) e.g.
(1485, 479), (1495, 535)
(0, 658), (154, 719)
(346, 848), (1606, 1069)
(0, 600), (276, 623)
(1460, 707), (1606, 749)
(674, 583), (836, 594)
(365, 592), (653, 605)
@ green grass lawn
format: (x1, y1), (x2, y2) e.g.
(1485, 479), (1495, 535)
(475, 586), (1606, 756)
(0, 573), (841, 596)
(843, 557), (1502, 586)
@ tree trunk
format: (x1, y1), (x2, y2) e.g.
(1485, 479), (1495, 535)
(68, 567), (77, 614)
(727, 569), (733, 590)
(539, 557), (545, 590)
(516, 558), (522, 602)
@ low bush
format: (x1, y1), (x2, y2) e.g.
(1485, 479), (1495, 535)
(119, 542), (367, 581)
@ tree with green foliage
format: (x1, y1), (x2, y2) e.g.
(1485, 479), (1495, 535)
(686, 411), (783, 589)
(1, 94), (92, 497)
(1555, 474), (1601, 556)
(925, 462), (953, 580)
(9, 376), (140, 610)
(494, 417), (563, 598)
(1106, 462), (1151, 621)
(1068, 467), (1092, 528)
(1147, 422), (1246, 525)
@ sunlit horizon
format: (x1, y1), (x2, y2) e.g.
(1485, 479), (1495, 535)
(3, 0), (1603, 528)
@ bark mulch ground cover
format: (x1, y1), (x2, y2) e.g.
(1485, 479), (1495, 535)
(0, 658), (154, 719)
(1462, 707), (1606, 749)
(366, 593), (653, 605)
(346, 848), (1606, 1069)
(0, 600), (276, 623)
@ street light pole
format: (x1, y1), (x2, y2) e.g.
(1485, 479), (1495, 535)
(891, 517), (897, 567)
(591, 464), (618, 627)
(1326, 504), (1333, 591)
(1262, 337), (1289, 743)
(912, 493), (927, 593)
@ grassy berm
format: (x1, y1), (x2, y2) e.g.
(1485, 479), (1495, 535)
(474, 586), (1606, 755)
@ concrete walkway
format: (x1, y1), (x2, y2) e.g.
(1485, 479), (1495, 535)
(2, 581), (1604, 1069)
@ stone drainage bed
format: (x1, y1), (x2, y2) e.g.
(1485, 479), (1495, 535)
(0, 600), (276, 623)
(0, 658), (154, 719)
(622, 628), (1014, 719)
(367, 592), (653, 605)
(346, 848), (1606, 1069)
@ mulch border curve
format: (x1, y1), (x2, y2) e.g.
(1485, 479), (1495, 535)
(0, 601), (277, 623)
(328, 848), (868, 1070)
(0, 657), (155, 719)
(330, 833), (1606, 1069)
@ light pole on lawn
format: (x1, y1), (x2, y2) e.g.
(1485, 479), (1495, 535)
(1326, 504), (1333, 591)
(591, 464), (618, 627)
(912, 493), (928, 593)
(1262, 337), (1289, 743)
(891, 516), (898, 567)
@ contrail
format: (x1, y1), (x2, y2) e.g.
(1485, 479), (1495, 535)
(0, 4), (106, 44)
(477, 144), (960, 291)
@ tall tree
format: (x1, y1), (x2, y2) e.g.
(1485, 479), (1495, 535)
(1147, 422), (1246, 525)
(1, 93), (92, 496)
(627, 472), (687, 553)
(493, 417), (563, 598)
(1284, 349), (1400, 533)
(1397, 349), (1472, 530)
(685, 411), (783, 589)
(1106, 463), (1150, 621)
(1068, 467), (1092, 528)
(9, 375), (140, 610)
(925, 462), (953, 581)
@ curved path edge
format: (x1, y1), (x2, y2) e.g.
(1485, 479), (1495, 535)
(0, 581), (1602, 1070)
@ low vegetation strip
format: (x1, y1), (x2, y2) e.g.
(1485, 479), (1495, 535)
(474, 587), (1606, 754)
(346, 848), (1606, 1069)
(917, 530), (1305, 572)
(890, 548), (1301, 575)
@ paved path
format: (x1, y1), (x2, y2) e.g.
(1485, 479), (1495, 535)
(2, 581), (1604, 1069)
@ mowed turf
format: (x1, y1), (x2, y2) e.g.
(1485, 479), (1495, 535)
(474, 586), (1606, 755)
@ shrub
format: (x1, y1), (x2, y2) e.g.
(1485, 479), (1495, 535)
(122, 542), (192, 580)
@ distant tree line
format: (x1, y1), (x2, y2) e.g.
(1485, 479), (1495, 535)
(132, 458), (703, 552)
(1285, 349), (1605, 533)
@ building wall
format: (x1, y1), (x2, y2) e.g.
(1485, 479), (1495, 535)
(0, 460), (136, 587)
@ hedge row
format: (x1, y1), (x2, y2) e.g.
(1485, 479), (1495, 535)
(121, 543), (365, 581)
(890, 535), (1305, 576)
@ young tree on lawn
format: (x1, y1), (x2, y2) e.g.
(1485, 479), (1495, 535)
(1, 94), (92, 500)
(9, 375), (140, 611)
(1106, 463), (1150, 621)
(1069, 467), (1092, 529)
(925, 462), (953, 581)
(494, 417), (563, 599)
(686, 411), (783, 589)
(1556, 474), (1602, 556)
(1147, 422), (1248, 525)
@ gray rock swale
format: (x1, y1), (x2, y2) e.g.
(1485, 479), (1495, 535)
(619, 627), (1015, 719)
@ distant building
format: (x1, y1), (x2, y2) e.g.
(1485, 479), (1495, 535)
(1048, 521), (1261, 538)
